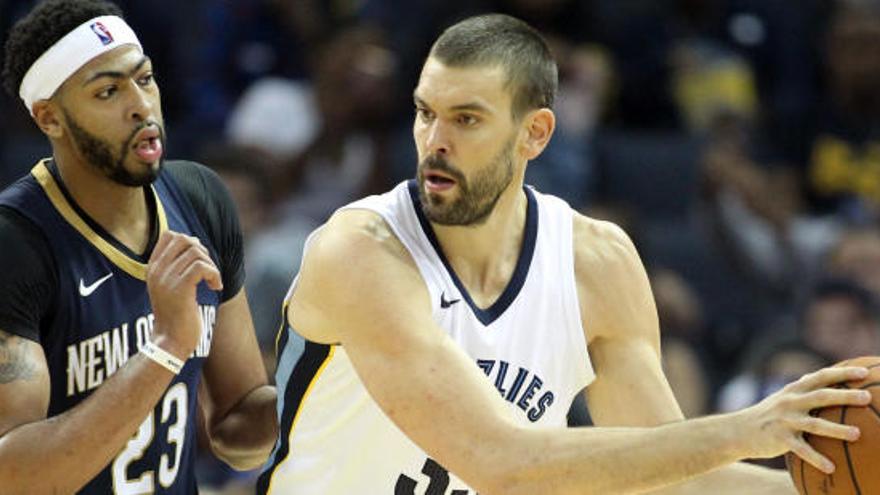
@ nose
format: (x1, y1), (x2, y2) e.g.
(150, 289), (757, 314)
(128, 84), (154, 123)
(424, 119), (451, 156)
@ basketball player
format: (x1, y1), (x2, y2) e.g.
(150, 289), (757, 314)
(0, 1), (276, 492)
(261, 14), (872, 494)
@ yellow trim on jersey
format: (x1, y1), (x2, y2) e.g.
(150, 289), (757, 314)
(267, 345), (337, 495)
(274, 300), (289, 358)
(31, 159), (168, 281)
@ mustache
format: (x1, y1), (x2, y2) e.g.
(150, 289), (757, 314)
(419, 154), (465, 182)
(124, 120), (164, 148)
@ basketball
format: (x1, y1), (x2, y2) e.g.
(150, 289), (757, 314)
(786, 356), (880, 494)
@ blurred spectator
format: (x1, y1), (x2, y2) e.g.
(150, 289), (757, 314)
(357, 0), (492, 116)
(652, 267), (706, 343)
(670, 43), (758, 133)
(662, 337), (711, 418)
(226, 78), (320, 160)
(790, 0), (880, 221)
(719, 277), (880, 413)
(525, 41), (613, 209)
(700, 114), (844, 302)
(186, 0), (362, 137)
(651, 268), (711, 417)
(269, 25), (401, 223)
(197, 145), (314, 353)
(825, 226), (880, 300)
(801, 278), (880, 362)
(592, 0), (817, 129)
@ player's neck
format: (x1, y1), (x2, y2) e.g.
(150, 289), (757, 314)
(432, 184), (528, 307)
(52, 151), (153, 254)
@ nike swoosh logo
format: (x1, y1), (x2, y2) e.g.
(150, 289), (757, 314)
(79, 273), (114, 297)
(440, 291), (461, 309)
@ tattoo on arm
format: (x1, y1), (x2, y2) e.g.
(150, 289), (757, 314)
(0, 331), (36, 384)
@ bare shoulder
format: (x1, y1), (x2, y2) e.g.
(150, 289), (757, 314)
(571, 211), (657, 343)
(289, 209), (428, 343)
(307, 209), (412, 268)
(571, 212), (641, 283)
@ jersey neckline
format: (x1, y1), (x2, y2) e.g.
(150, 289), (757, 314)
(31, 159), (167, 280)
(407, 179), (539, 326)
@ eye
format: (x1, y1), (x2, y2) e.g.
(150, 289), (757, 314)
(457, 114), (478, 127)
(137, 73), (155, 86)
(415, 106), (435, 123)
(96, 85), (117, 100)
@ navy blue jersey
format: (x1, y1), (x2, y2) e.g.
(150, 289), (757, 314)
(0, 159), (244, 494)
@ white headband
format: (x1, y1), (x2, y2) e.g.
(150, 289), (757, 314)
(18, 15), (142, 115)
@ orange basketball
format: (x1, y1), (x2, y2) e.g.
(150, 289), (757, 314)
(786, 356), (880, 494)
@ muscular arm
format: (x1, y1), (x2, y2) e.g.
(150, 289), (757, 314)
(574, 215), (793, 494)
(166, 160), (277, 468)
(286, 210), (858, 495)
(200, 288), (277, 470)
(0, 231), (227, 493)
(0, 328), (181, 494)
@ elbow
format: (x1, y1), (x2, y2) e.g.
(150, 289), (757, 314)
(208, 435), (275, 471)
(205, 387), (279, 471)
(213, 453), (267, 472)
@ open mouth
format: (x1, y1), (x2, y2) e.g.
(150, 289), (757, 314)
(133, 137), (162, 162)
(131, 128), (163, 162)
(135, 136), (159, 150)
(424, 170), (457, 188)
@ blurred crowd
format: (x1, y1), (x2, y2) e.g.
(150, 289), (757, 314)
(4, 0), (880, 489)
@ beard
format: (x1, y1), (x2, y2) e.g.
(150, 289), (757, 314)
(417, 136), (515, 226)
(64, 109), (165, 187)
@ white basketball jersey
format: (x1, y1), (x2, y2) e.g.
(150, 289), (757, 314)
(258, 181), (595, 494)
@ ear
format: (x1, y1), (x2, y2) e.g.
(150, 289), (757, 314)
(32, 100), (65, 139)
(519, 108), (555, 161)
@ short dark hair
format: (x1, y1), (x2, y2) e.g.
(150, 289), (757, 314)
(2, 0), (124, 99)
(429, 14), (557, 119)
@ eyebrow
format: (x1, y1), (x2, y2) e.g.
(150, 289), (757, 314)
(414, 94), (492, 114)
(82, 56), (151, 86)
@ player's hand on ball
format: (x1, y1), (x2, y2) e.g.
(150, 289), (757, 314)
(738, 366), (871, 474)
(146, 231), (223, 359)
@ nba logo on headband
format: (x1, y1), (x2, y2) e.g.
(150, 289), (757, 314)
(90, 21), (114, 45)
(19, 15), (142, 115)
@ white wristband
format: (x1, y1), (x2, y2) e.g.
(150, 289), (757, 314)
(141, 341), (185, 374)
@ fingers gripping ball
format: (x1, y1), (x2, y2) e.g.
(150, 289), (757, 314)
(786, 356), (880, 494)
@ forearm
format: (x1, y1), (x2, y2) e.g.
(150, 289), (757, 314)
(0, 352), (175, 494)
(645, 462), (795, 495)
(208, 384), (278, 470)
(492, 413), (747, 495)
